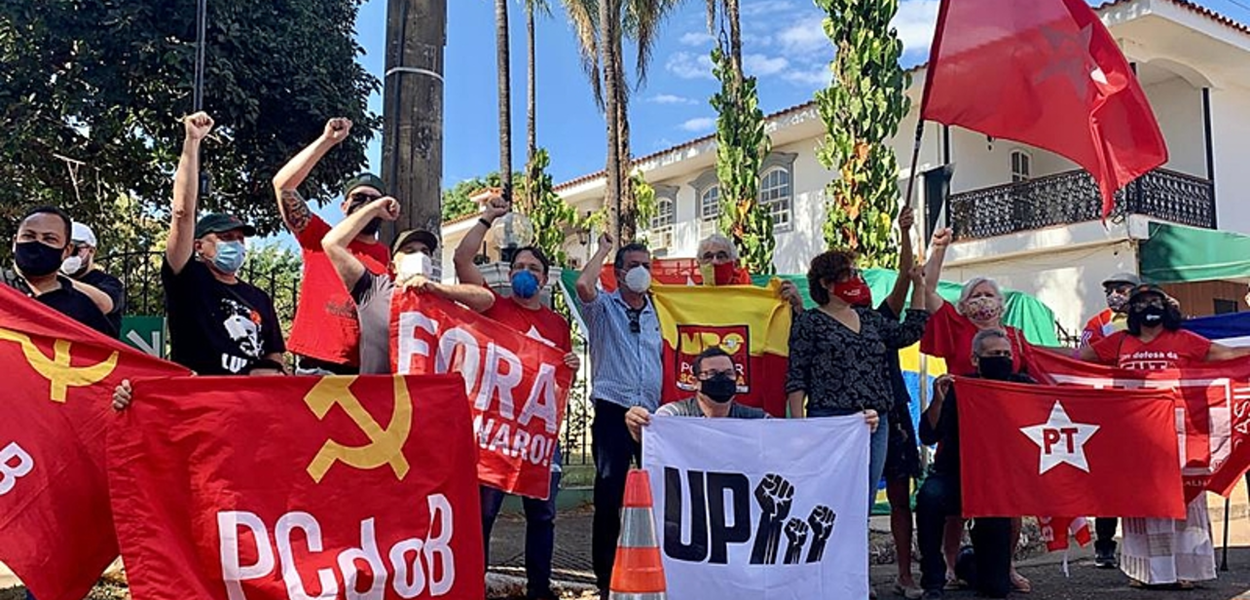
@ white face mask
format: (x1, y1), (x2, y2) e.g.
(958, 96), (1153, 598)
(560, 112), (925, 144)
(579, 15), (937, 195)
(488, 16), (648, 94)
(624, 266), (652, 293)
(395, 252), (432, 281)
(60, 255), (85, 276)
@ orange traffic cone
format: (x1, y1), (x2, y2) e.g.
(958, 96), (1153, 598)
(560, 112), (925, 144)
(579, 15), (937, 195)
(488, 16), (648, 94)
(609, 469), (667, 599)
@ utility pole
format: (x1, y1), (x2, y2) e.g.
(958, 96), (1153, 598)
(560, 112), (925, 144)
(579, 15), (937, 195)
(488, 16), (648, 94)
(382, 0), (446, 266)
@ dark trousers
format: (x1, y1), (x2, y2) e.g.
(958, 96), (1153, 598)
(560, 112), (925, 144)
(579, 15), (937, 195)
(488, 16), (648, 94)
(591, 400), (642, 590)
(1095, 517), (1118, 554)
(917, 471), (1012, 598)
(481, 471), (561, 598)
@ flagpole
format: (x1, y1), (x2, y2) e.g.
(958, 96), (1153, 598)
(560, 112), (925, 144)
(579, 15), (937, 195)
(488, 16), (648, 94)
(1221, 496), (1231, 571)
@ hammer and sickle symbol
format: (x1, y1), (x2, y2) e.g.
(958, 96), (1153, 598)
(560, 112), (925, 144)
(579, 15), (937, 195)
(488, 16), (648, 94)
(304, 376), (413, 483)
(0, 328), (118, 403)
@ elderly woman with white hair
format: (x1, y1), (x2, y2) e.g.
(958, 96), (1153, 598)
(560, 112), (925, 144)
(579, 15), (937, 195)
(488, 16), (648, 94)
(695, 233), (803, 310)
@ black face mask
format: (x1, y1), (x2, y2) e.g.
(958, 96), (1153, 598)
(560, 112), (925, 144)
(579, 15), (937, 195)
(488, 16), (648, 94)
(360, 217), (382, 237)
(14, 241), (65, 277)
(977, 356), (1014, 381)
(1138, 305), (1166, 325)
(700, 373), (737, 404)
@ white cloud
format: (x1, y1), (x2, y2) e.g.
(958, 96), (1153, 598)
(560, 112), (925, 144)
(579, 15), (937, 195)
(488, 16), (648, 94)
(679, 31), (715, 47)
(778, 15), (827, 55)
(649, 94), (698, 105)
(680, 117), (717, 133)
(783, 64), (830, 87)
(744, 54), (789, 76)
(665, 52), (715, 80)
(741, 0), (796, 17)
(892, 0), (940, 56)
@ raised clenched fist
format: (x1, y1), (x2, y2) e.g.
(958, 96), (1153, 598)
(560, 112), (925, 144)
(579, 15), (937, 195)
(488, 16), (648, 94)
(755, 473), (794, 520)
(324, 118), (352, 143)
(806, 505), (837, 563)
(783, 517), (809, 565)
(184, 112), (214, 141)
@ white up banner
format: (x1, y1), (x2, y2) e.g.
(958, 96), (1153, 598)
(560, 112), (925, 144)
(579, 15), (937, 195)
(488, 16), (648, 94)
(642, 415), (870, 600)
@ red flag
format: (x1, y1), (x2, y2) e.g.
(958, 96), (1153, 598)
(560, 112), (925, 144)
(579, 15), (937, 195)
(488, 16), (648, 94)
(598, 258), (752, 292)
(1039, 516), (1091, 552)
(0, 286), (188, 600)
(955, 377), (1183, 518)
(921, 0), (1167, 218)
(391, 292), (573, 499)
(108, 374), (484, 600)
(1026, 348), (1250, 501)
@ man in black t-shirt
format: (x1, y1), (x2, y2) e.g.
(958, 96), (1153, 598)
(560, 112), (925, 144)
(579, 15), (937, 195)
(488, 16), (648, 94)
(161, 112), (286, 375)
(5, 206), (113, 336)
(59, 222), (125, 337)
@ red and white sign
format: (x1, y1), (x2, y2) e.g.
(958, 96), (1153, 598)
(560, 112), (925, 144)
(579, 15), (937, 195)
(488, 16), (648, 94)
(955, 377), (1184, 518)
(108, 374), (484, 600)
(392, 292), (574, 499)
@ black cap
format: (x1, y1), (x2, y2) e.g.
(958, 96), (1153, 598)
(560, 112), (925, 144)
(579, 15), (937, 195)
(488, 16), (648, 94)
(1101, 272), (1142, 288)
(391, 229), (439, 256)
(194, 213), (256, 238)
(343, 173), (386, 197)
(1128, 283), (1167, 302)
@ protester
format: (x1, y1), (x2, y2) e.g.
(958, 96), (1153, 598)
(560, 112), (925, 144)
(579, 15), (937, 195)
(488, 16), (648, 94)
(59, 222), (125, 337)
(877, 208), (946, 600)
(1078, 271), (1141, 569)
(917, 329), (1027, 600)
(785, 247), (927, 505)
(273, 118), (392, 375)
(161, 112), (285, 375)
(4, 207), (114, 336)
(624, 346), (767, 441)
(695, 233), (803, 311)
(574, 233), (662, 597)
(322, 196), (491, 375)
(453, 195), (580, 600)
(1078, 284), (1250, 589)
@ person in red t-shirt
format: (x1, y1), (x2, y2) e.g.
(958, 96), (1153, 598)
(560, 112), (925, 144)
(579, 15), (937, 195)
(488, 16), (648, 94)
(453, 194), (580, 600)
(1078, 284), (1250, 589)
(272, 118), (392, 375)
(1080, 272), (1140, 351)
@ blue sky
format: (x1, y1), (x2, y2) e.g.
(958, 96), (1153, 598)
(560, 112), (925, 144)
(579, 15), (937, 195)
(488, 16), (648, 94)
(310, 0), (1250, 225)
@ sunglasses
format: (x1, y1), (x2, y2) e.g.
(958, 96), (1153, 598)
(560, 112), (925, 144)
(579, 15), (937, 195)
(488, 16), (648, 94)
(349, 191), (383, 204)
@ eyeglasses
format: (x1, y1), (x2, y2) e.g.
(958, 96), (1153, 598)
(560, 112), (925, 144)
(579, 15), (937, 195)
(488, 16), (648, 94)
(1131, 297), (1166, 309)
(349, 191), (383, 204)
(701, 251), (731, 262)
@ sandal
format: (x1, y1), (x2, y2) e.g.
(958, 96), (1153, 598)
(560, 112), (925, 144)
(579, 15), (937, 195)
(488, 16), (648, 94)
(1010, 571), (1032, 594)
(893, 579), (923, 600)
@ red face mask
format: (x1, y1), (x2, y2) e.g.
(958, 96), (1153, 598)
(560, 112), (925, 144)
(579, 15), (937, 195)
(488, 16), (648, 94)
(832, 276), (873, 307)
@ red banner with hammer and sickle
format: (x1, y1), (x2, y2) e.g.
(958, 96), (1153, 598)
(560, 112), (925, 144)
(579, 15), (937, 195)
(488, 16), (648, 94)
(107, 374), (484, 600)
(0, 285), (188, 600)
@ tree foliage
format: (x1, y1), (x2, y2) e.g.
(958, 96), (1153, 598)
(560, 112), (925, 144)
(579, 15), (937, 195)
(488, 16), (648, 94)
(0, 0), (379, 248)
(521, 149), (580, 267)
(710, 45), (775, 275)
(814, 0), (910, 268)
(441, 171), (525, 222)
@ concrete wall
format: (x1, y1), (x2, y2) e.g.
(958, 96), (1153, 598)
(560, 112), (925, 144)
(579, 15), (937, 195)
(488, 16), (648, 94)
(1143, 76), (1207, 178)
(1211, 84), (1250, 234)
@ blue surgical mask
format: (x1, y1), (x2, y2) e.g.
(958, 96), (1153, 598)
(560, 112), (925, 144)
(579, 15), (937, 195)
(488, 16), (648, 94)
(212, 240), (247, 274)
(512, 270), (540, 299)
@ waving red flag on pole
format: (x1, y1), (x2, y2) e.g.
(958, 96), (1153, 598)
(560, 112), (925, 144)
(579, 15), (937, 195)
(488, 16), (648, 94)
(921, 0), (1167, 219)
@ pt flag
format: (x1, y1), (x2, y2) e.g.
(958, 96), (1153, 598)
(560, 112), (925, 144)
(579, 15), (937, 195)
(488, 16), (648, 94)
(652, 281), (792, 416)
(0, 286), (188, 600)
(921, 0), (1167, 218)
(108, 374), (485, 600)
(392, 292), (573, 499)
(642, 416), (870, 600)
(1027, 349), (1250, 501)
(955, 377), (1183, 518)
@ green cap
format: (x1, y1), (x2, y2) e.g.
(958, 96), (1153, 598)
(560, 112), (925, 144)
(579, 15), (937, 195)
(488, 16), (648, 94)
(194, 213), (256, 238)
(343, 173), (386, 197)
(391, 229), (439, 256)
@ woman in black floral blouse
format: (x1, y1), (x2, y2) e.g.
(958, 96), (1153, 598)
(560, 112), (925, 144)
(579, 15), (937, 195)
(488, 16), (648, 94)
(785, 249), (930, 509)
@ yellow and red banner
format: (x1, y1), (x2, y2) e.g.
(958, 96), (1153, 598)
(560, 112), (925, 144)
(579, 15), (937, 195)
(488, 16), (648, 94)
(0, 286), (188, 600)
(108, 374), (484, 600)
(598, 258), (752, 291)
(391, 292), (573, 499)
(652, 281), (792, 416)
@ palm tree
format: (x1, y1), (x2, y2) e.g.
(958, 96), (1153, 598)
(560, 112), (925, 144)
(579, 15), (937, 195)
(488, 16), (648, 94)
(496, 0), (514, 203)
(705, 0), (743, 86)
(563, 0), (682, 242)
(525, 0), (551, 169)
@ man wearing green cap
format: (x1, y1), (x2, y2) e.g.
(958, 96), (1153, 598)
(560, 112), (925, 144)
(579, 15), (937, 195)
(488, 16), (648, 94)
(162, 112), (285, 375)
(272, 118), (392, 375)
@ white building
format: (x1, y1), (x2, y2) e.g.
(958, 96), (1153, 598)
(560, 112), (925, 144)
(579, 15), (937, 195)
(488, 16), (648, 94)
(443, 0), (1250, 337)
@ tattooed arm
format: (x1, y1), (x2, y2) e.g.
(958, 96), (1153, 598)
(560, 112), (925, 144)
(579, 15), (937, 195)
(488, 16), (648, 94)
(272, 118), (351, 235)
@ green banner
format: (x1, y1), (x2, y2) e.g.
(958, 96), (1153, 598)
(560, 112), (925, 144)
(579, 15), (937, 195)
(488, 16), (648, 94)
(121, 316), (167, 358)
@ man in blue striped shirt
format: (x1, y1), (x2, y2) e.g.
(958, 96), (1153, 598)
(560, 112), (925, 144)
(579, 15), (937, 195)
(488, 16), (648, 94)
(574, 233), (663, 594)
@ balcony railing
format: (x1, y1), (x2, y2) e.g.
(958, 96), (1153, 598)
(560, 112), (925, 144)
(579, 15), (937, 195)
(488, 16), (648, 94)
(947, 168), (1215, 241)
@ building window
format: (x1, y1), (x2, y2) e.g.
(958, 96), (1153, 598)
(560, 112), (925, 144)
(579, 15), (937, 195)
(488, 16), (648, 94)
(1214, 299), (1240, 315)
(759, 167), (792, 231)
(1011, 149), (1032, 183)
(700, 185), (720, 237)
(650, 196), (675, 251)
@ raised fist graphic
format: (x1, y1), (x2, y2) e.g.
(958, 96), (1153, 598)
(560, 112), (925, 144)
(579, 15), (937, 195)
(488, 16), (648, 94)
(806, 505), (837, 563)
(783, 518), (810, 565)
(749, 473), (794, 565)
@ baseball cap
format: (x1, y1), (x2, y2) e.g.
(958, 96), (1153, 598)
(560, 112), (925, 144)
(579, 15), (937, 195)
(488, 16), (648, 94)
(1101, 272), (1141, 288)
(70, 222), (98, 247)
(391, 229), (439, 256)
(1128, 283), (1168, 302)
(194, 213), (257, 238)
(343, 173), (386, 197)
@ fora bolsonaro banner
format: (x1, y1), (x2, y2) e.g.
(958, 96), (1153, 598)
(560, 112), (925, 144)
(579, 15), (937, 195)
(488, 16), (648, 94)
(641, 416), (870, 600)
(107, 374), (485, 600)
